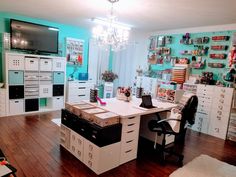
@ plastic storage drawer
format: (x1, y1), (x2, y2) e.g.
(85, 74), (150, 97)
(52, 58), (65, 71)
(8, 71), (24, 85)
(25, 57), (39, 71)
(9, 99), (24, 115)
(39, 85), (52, 97)
(7, 54), (24, 70)
(40, 58), (52, 71)
(53, 85), (64, 96)
(25, 98), (39, 112)
(9, 85), (24, 99)
(50, 96), (64, 109)
(53, 72), (65, 84)
(86, 123), (122, 147)
(61, 109), (90, 136)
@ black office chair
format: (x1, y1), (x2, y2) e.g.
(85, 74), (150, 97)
(148, 94), (198, 165)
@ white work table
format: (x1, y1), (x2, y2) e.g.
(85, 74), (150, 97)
(62, 97), (177, 174)
(85, 97), (177, 118)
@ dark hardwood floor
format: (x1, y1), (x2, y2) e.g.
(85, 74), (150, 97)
(0, 111), (235, 177)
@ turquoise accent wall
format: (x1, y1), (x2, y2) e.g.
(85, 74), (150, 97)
(150, 30), (236, 81)
(0, 12), (92, 82)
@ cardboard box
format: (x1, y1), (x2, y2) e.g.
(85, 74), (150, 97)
(81, 108), (106, 122)
(93, 112), (120, 127)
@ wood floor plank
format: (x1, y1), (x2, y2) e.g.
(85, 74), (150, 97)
(0, 111), (236, 177)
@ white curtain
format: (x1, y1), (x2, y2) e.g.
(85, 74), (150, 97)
(112, 44), (138, 91)
(88, 39), (110, 85)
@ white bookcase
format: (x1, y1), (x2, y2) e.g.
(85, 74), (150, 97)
(3, 52), (66, 116)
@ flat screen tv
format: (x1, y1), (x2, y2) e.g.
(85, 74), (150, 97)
(10, 19), (59, 54)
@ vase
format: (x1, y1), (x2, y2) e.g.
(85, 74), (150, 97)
(103, 82), (114, 98)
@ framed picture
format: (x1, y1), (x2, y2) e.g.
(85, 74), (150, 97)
(66, 37), (84, 65)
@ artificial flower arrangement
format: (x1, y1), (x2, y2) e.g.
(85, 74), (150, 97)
(116, 87), (132, 101)
(101, 70), (118, 82)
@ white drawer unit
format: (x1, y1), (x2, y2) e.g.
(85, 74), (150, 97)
(120, 116), (140, 165)
(49, 96), (64, 109)
(7, 54), (24, 70)
(193, 84), (234, 140)
(70, 130), (84, 162)
(52, 58), (65, 71)
(0, 89), (6, 117)
(60, 124), (71, 150)
(25, 57), (39, 71)
(39, 84), (52, 98)
(83, 139), (120, 175)
(66, 81), (94, 103)
(61, 124), (121, 175)
(40, 58), (52, 71)
(9, 99), (24, 115)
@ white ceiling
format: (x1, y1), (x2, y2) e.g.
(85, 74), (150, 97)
(1, 0), (236, 32)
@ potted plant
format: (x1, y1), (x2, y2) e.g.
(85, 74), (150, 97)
(101, 70), (118, 82)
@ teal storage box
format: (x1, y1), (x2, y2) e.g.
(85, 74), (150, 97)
(53, 72), (65, 84)
(8, 70), (24, 85)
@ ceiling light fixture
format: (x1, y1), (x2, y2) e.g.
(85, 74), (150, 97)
(92, 0), (131, 51)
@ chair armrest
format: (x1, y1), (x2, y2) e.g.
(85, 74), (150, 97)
(157, 118), (181, 124)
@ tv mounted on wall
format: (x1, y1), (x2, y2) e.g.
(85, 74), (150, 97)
(10, 19), (59, 54)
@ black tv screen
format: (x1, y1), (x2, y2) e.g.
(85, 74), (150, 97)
(10, 19), (59, 54)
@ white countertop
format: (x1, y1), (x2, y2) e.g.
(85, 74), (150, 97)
(85, 97), (177, 118)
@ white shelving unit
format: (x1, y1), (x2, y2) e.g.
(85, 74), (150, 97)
(3, 52), (66, 116)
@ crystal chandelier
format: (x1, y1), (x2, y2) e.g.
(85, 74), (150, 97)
(92, 0), (131, 51)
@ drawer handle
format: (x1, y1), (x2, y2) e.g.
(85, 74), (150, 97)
(92, 135), (96, 139)
(81, 128), (85, 132)
(44, 61), (48, 64)
(128, 117), (135, 120)
(57, 98), (60, 100)
(15, 101), (19, 103)
(89, 145), (93, 151)
(214, 128), (219, 133)
(78, 95), (86, 97)
(88, 152), (93, 159)
(14, 72), (19, 74)
(30, 60), (34, 63)
(78, 87), (86, 89)
(127, 130), (134, 133)
(217, 116), (221, 120)
(126, 140), (133, 143)
(77, 150), (81, 157)
(78, 139), (82, 145)
(88, 161), (92, 167)
(125, 149), (132, 153)
(127, 123), (135, 127)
